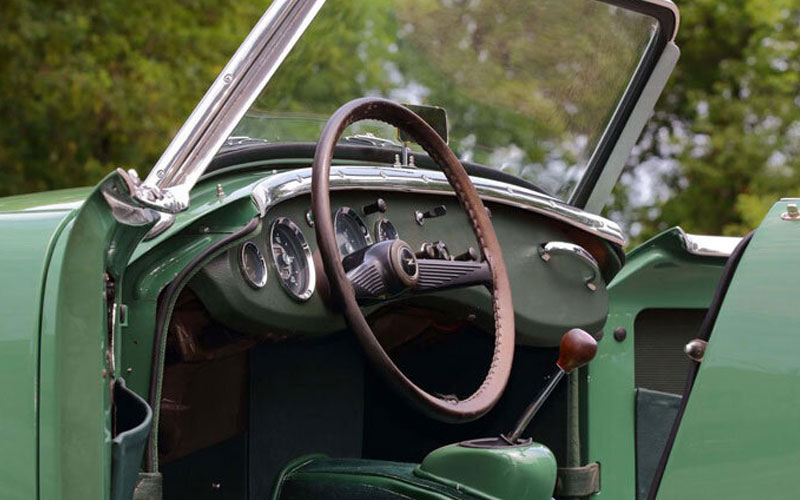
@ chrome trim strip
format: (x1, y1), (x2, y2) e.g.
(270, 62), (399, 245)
(540, 241), (600, 271)
(137, 0), (326, 213)
(251, 166), (627, 246)
(539, 241), (601, 290)
(677, 227), (741, 258)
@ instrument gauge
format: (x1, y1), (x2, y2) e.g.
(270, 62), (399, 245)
(334, 207), (372, 257)
(269, 218), (315, 301)
(375, 218), (399, 242)
(239, 242), (268, 289)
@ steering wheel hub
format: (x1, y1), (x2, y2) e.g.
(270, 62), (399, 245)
(390, 240), (419, 287)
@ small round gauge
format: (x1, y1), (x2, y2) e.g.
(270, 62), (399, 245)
(269, 217), (315, 301)
(239, 242), (268, 289)
(375, 218), (399, 242)
(334, 207), (373, 257)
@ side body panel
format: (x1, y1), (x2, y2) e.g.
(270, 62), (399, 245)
(587, 228), (728, 500)
(37, 173), (156, 500)
(0, 210), (73, 500)
(656, 201), (800, 499)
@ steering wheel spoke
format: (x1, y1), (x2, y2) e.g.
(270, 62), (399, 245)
(414, 258), (491, 292)
(347, 251), (491, 304)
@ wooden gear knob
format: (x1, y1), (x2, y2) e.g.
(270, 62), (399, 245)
(556, 328), (598, 373)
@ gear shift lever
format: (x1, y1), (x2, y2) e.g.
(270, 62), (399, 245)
(504, 328), (597, 444)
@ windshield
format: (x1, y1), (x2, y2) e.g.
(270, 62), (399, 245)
(230, 0), (658, 200)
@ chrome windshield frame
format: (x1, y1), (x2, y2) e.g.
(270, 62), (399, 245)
(135, 0), (326, 213)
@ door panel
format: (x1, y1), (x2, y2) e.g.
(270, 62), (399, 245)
(654, 201), (800, 500)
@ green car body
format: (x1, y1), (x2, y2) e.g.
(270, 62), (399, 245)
(3, 1), (799, 500)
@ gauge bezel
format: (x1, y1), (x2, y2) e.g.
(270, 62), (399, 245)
(334, 207), (373, 256)
(239, 241), (268, 289)
(269, 217), (316, 302)
(374, 217), (399, 242)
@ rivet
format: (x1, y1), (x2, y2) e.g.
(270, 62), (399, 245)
(594, 330), (604, 341)
(223, 73), (233, 84)
(586, 282), (597, 292)
(101, 369), (108, 378)
(211, 482), (221, 490)
(216, 184), (225, 198)
(613, 327), (627, 342)
(305, 210), (314, 227)
(126, 367), (133, 374)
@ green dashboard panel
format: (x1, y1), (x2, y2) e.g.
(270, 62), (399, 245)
(188, 186), (611, 346)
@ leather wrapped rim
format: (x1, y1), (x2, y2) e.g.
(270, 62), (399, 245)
(311, 97), (515, 422)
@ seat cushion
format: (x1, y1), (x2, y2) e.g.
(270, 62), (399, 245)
(273, 456), (481, 500)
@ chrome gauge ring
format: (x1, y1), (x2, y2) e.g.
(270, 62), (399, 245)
(269, 217), (316, 301)
(239, 241), (268, 289)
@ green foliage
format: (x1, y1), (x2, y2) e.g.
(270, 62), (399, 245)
(609, 0), (800, 242)
(0, 0), (263, 196)
(249, 0), (654, 198)
(2, 0), (798, 246)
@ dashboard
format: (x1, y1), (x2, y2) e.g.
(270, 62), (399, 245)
(187, 166), (622, 347)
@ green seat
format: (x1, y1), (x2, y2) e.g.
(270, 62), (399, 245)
(272, 456), (481, 500)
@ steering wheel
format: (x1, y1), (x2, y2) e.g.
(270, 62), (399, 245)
(311, 98), (515, 422)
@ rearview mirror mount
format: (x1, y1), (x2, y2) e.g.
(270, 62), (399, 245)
(398, 104), (449, 145)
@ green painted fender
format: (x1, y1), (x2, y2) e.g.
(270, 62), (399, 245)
(655, 200), (800, 499)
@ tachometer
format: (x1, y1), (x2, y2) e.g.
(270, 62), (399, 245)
(269, 217), (315, 301)
(334, 207), (372, 257)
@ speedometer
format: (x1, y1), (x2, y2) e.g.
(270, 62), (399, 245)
(269, 217), (315, 301)
(334, 207), (372, 257)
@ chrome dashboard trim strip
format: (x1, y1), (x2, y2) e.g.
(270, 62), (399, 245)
(677, 227), (741, 257)
(251, 166), (628, 246)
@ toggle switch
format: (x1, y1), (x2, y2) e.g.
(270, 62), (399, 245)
(415, 205), (447, 225)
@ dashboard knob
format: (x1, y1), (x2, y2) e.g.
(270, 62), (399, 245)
(362, 198), (387, 216)
(416, 242), (436, 259)
(432, 241), (451, 260)
(454, 247), (479, 262)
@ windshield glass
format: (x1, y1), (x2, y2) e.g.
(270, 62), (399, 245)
(230, 0), (658, 200)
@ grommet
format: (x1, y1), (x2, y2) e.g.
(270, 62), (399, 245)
(613, 327), (627, 342)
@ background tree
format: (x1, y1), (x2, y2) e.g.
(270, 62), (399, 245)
(2, 0), (799, 247)
(607, 0), (800, 241)
(0, 0), (263, 196)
